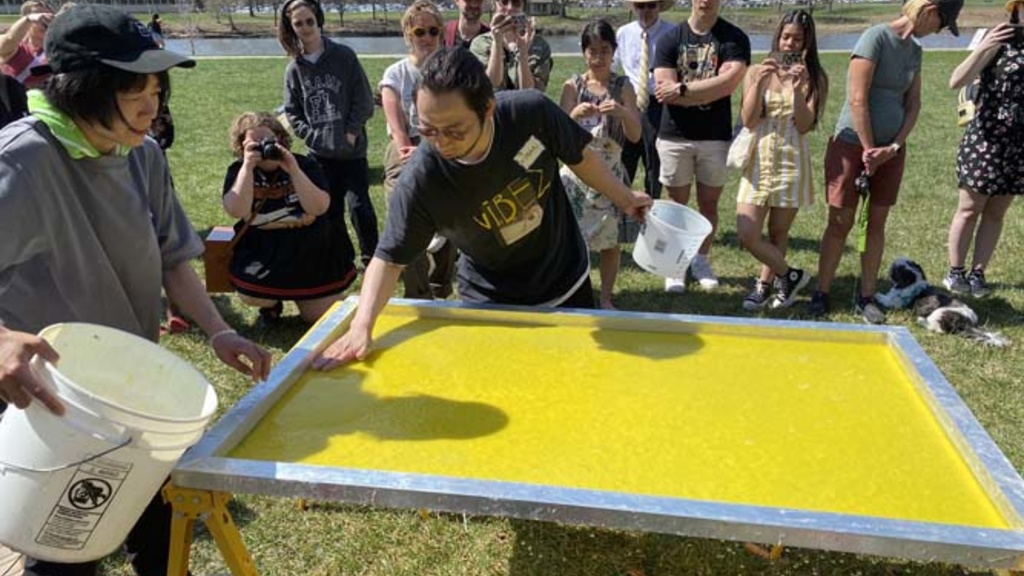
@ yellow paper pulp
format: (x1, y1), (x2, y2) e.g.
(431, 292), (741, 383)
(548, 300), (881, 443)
(231, 310), (1008, 529)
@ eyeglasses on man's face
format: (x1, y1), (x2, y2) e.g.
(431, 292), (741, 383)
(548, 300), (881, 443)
(410, 26), (441, 37)
(415, 121), (475, 141)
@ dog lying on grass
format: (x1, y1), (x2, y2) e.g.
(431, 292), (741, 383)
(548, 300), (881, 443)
(876, 258), (1010, 347)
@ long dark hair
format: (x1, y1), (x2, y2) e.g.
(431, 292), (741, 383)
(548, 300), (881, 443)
(772, 9), (827, 126)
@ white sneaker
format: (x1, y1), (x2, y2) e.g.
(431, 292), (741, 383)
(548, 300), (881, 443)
(664, 277), (686, 293)
(688, 254), (719, 290)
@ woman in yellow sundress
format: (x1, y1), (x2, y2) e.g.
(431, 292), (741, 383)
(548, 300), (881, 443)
(735, 9), (827, 311)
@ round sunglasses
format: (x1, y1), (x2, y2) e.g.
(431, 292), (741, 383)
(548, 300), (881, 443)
(410, 26), (441, 37)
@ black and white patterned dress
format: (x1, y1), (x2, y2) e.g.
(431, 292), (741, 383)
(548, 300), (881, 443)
(956, 41), (1024, 196)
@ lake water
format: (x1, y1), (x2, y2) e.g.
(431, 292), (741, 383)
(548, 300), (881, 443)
(166, 31), (974, 58)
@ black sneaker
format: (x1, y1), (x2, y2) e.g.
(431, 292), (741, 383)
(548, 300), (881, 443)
(968, 268), (991, 298)
(943, 267), (970, 295)
(257, 301), (283, 328)
(771, 268), (810, 310)
(807, 290), (830, 317)
(742, 280), (772, 311)
(856, 296), (886, 325)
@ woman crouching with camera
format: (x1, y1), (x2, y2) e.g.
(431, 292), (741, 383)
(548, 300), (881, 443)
(222, 111), (357, 326)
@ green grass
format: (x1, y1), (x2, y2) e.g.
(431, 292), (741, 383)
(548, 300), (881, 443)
(94, 52), (1023, 575)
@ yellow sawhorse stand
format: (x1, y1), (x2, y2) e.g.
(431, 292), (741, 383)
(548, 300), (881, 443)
(162, 483), (258, 576)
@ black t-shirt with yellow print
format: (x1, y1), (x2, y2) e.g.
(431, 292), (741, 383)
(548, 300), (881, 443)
(377, 90), (593, 306)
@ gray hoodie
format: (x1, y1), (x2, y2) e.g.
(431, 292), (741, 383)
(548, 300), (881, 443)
(284, 38), (374, 160)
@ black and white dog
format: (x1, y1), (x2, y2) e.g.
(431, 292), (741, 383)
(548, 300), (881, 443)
(876, 258), (1010, 347)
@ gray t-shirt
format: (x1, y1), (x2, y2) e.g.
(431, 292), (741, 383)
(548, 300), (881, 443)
(0, 118), (202, 340)
(835, 24), (922, 146)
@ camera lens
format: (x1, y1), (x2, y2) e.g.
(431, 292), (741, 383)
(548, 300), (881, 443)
(260, 138), (281, 160)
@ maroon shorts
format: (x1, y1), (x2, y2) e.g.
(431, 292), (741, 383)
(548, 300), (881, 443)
(824, 137), (906, 209)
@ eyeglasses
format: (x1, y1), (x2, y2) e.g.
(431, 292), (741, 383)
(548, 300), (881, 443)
(498, 0), (524, 7)
(634, 2), (659, 9)
(415, 123), (474, 141)
(410, 26), (441, 37)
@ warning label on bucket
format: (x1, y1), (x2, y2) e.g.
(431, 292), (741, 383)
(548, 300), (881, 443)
(35, 458), (132, 550)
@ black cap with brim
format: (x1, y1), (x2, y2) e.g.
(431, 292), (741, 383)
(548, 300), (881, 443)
(931, 0), (964, 36)
(41, 4), (196, 75)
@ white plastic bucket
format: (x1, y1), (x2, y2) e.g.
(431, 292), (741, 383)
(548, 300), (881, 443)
(0, 323), (218, 563)
(632, 200), (713, 278)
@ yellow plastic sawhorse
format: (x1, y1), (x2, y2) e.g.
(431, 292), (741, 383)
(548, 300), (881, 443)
(162, 483), (258, 576)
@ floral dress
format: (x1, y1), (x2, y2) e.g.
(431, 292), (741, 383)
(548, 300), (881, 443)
(560, 73), (630, 252)
(956, 41), (1024, 196)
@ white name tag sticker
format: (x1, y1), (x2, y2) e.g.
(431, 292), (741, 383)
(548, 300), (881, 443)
(514, 136), (545, 170)
(968, 28), (987, 51)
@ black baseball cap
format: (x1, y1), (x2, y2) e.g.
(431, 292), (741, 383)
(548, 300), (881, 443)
(41, 4), (195, 74)
(930, 0), (964, 36)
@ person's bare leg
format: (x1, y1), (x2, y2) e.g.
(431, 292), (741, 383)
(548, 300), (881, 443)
(598, 247), (620, 309)
(695, 182), (724, 256)
(238, 294), (277, 309)
(737, 203), (786, 277)
(297, 294), (344, 324)
(815, 205), (857, 294)
(947, 188), (984, 268)
(971, 194), (1014, 270)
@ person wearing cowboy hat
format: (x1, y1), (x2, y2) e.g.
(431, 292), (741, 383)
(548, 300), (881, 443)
(653, 0), (751, 293)
(0, 4), (272, 575)
(942, 0), (1024, 299)
(614, 0), (674, 204)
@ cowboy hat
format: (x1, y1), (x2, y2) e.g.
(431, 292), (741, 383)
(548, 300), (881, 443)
(624, 0), (675, 12)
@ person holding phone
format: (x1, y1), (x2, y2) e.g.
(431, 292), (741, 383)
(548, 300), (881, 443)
(0, 1), (54, 89)
(942, 1), (1024, 298)
(470, 0), (552, 91)
(559, 19), (642, 309)
(736, 10), (827, 311)
(806, 0), (963, 323)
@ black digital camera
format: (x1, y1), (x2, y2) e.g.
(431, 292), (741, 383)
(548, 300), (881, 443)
(259, 137), (281, 160)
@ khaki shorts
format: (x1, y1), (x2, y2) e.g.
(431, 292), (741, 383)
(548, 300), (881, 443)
(656, 137), (730, 188)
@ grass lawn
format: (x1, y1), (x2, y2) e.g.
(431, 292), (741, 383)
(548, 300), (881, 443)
(96, 51), (1023, 575)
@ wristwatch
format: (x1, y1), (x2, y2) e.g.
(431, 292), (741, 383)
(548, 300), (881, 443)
(889, 142), (902, 154)
(677, 82), (689, 98)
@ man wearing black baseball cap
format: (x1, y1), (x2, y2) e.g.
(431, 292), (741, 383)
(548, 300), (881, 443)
(0, 5), (271, 576)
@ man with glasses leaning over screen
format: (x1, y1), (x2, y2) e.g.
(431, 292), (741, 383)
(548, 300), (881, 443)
(313, 48), (651, 369)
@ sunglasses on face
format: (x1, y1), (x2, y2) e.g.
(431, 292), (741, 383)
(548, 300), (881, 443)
(410, 26), (441, 37)
(634, 2), (659, 9)
(292, 17), (316, 28)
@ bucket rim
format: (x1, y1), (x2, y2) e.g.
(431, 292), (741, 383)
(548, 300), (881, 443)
(37, 323), (218, 425)
(649, 200), (714, 235)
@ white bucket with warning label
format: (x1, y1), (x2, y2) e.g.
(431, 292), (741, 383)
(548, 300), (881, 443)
(632, 200), (713, 279)
(0, 323), (218, 563)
